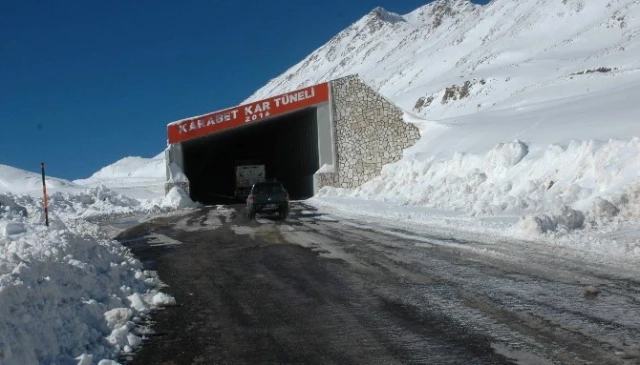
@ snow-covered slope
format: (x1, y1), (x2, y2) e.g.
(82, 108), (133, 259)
(246, 0), (640, 127)
(0, 164), (80, 195)
(74, 152), (166, 199)
(74, 152), (165, 188)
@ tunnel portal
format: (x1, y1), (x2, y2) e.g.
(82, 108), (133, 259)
(182, 108), (320, 204)
(165, 76), (422, 205)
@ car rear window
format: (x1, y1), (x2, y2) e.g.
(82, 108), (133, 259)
(253, 183), (284, 194)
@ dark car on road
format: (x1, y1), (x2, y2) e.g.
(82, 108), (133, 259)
(246, 180), (289, 220)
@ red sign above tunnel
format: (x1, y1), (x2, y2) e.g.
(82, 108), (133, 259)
(168, 83), (329, 144)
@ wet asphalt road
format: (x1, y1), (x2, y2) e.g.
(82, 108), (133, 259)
(114, 203), (640, 365)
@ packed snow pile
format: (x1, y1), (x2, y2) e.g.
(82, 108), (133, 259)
(2, 184), (197, 224)
(0, 192), (175, 365)
(48, 185), (153, 222)
(319, 136), (640, 233)
(0, 165), (200, 364)
(163, 186), (201, 210)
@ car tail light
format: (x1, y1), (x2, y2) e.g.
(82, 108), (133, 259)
(248, 194), (254, 202)
(285, 192), (289, 201)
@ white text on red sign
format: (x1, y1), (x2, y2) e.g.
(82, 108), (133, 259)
(177, 86), (317, 134)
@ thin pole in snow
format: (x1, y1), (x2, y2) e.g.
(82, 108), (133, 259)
(41, 162), (49, 227)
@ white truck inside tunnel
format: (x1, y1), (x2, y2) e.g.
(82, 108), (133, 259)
(167, 102), (334, 204)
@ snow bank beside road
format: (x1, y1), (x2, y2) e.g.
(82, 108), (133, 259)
(0, 192), (176, 365)
(0, 173), (197, 364)
(307, 196), (640, 267)
(319, 137), (640, 232)
(40, 185), (199, 222)
(1, 184), (196, 226)
(315, 135), (640, 259)
(163, 186), (201, 210)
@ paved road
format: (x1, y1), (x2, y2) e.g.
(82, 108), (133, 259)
(115, 203), (640, 365)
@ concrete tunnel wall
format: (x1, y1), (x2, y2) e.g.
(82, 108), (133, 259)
(164, 75), (421, 200)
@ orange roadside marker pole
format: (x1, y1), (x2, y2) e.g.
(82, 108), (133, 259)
(41, 162), (49, 227)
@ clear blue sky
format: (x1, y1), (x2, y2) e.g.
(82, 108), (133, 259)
(0, 0), (489, 180)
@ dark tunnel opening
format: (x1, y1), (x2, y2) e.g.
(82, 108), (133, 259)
(182, 108), (320, 204)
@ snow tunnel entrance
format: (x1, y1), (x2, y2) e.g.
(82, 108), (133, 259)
(182, 107), (320, 204)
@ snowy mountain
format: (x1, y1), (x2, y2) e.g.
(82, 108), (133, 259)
(245, 0), (640, 124)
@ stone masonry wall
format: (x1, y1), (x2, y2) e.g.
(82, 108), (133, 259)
(314, 171), (338, 190)
(319, 75), (421, 189)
